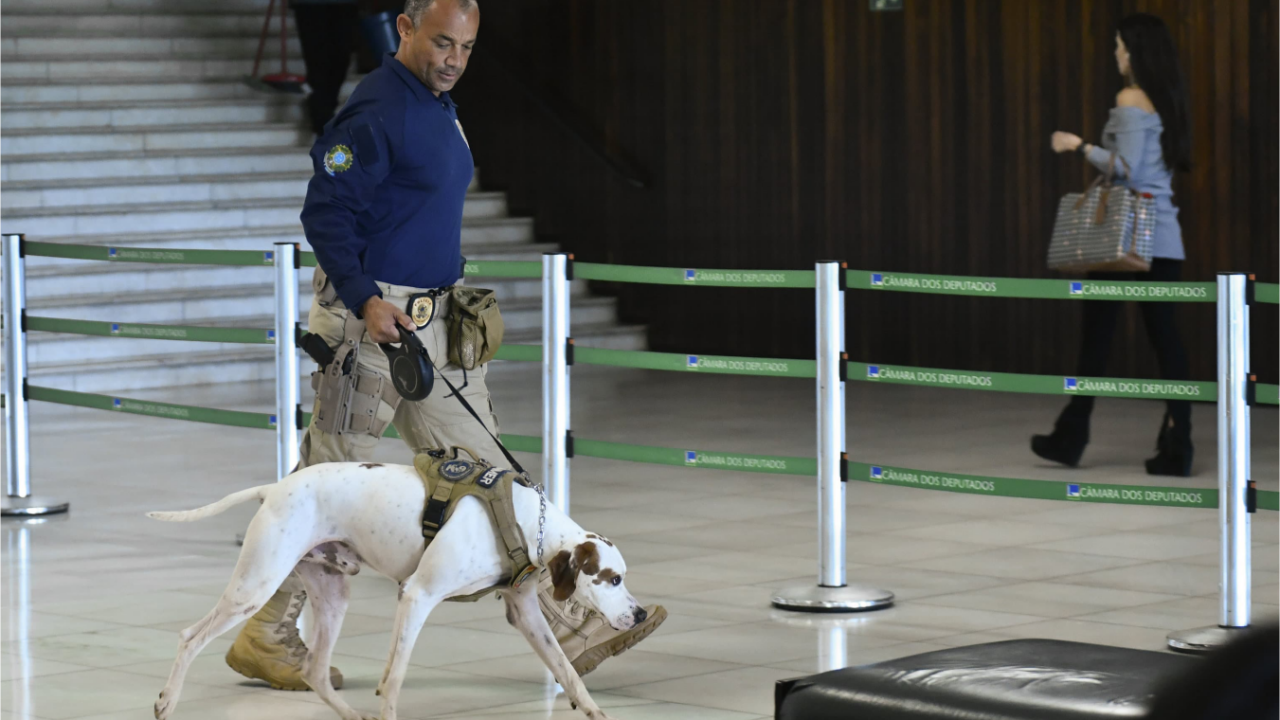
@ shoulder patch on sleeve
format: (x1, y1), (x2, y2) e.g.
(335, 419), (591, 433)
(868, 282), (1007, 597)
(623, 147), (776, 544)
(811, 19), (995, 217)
(323, 144), (354, 176)
(351, 123), (382, 167)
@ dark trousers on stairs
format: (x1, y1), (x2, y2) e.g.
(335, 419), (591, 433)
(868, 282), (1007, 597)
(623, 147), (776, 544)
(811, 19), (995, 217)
(293, 2), (359, 136)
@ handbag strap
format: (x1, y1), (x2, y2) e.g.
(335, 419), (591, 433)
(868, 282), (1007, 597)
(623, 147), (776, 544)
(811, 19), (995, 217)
(1073, 174), (1107, 212)
(1074, 151), (1135, 225)
(1095, 152), (1139, 224)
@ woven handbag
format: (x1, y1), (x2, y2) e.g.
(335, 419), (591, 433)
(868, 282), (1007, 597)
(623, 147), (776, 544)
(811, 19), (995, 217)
(1048, 153), (1156, 273)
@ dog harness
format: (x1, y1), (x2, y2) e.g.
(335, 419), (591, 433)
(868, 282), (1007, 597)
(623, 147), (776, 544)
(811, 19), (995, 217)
(413, 445), (539, 601)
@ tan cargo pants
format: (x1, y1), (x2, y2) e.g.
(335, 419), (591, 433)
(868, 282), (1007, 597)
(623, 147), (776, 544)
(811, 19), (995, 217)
(298, 274), (505, 469)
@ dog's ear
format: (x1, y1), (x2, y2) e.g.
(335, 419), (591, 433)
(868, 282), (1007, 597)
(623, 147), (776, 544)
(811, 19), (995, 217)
(573, 541), (601, 576)
(548, 550), (577, 601)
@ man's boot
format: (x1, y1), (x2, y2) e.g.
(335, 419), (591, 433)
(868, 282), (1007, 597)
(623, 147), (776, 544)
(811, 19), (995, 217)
(536, 574), (667, 677)
(225, 574), (344, 691)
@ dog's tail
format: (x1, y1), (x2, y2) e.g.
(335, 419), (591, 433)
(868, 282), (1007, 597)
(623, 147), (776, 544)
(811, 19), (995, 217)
(147, 485), (270, 523)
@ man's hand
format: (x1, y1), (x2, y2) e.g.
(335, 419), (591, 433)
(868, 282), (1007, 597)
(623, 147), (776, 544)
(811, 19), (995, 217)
(361, 296), (415, 343)
(1051, 131), (1084, 154)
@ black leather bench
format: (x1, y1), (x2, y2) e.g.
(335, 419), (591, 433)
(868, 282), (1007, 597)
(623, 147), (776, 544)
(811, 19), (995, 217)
(775, 639), (1194, 720)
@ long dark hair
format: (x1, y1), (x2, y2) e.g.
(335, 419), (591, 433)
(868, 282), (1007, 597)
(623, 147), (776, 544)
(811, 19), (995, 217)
(1118, 14), (1190, 172)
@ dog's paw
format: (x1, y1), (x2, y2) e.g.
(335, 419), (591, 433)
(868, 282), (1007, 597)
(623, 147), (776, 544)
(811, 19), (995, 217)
(153, 693), (173, 720)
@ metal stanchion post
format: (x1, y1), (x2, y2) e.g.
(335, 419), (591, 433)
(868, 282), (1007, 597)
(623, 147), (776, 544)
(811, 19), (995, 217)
(1168, 272), (1253, 652)
(773, 261), (892, 612)
(542, 253), (571, 513)
(2, 234), (68, 517)
(273, 242), (300, 480)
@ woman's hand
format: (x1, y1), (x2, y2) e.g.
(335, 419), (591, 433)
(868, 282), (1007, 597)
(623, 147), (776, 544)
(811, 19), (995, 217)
(1051, 131), (1084, 154)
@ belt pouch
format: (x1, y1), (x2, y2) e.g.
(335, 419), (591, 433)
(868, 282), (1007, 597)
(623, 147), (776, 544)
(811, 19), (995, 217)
(447, 286), (504, 370)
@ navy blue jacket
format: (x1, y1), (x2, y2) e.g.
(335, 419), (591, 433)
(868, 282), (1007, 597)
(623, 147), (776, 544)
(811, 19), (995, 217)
(300, 54), (474, 312)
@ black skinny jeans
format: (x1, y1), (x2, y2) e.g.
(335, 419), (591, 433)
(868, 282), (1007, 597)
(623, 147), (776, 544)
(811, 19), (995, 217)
(1061, 258), (1191, 431)
(293, 3), (358, 135)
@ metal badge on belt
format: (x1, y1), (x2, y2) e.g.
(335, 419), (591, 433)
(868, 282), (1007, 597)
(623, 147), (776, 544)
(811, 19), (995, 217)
(408, 294), (434, 328)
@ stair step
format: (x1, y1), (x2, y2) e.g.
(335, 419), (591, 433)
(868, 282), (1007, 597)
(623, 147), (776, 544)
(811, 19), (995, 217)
(2, 56), (308, 82)
(26, 323), (648, 394)
(2, 172), (308, 210)
(0, 178), (509, 213)
(1, 122), (308, 157)
(1, 13), (293, 38)
(1, 134), (389, 181)
(1, 77), (357, 105)
(0, 198), (529, 243)
(1, 97), (305, 130)
(25, 250), (574, 305)
(2, 146), (315, 182)
(0, 170), (507, 214)
(2, 35), (302, 58)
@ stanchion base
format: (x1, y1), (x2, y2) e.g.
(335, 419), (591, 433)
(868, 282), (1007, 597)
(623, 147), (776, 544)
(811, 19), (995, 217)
(772, 584), (894, 613)
(1166, 625), (1249, 654)
(2, 496), (69, 517)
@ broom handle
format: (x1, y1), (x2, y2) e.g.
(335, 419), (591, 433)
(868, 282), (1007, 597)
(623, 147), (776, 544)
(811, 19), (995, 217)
(251, 0), (274, 79)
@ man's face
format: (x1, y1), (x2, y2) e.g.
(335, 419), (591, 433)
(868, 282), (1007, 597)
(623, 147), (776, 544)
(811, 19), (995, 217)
(395, 0), (479, 95)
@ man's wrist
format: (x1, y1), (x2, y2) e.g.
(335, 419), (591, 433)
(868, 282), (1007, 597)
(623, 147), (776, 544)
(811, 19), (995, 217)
(350, 291), (382, 320)
(334, 273), (382, 318)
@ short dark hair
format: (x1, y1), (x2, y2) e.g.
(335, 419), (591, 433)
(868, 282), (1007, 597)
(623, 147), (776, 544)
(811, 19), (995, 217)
(405, 0), (476, 26)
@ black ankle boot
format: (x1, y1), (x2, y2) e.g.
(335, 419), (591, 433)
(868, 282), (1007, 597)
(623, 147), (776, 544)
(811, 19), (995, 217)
(1146, 413), (1193, 477)
(1031, 417), (1089, 468)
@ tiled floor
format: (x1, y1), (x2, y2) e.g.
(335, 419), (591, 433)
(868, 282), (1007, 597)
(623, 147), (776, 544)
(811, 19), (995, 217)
(3, 365), (1277, 719)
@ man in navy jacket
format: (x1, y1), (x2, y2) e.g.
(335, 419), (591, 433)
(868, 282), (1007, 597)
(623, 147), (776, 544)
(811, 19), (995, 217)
(225, 0), (666, 692)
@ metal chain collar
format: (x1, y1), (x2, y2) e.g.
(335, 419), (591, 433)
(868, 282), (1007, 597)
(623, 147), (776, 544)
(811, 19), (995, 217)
(535, 481), (547, 563)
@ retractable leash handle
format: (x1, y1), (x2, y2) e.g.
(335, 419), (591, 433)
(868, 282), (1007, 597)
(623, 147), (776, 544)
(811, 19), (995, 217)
(380, 326), (434, 401)
(380, 327), (530, 480)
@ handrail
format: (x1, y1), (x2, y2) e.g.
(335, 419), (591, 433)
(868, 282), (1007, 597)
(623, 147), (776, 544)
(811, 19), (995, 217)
(472, 41), (649, 190)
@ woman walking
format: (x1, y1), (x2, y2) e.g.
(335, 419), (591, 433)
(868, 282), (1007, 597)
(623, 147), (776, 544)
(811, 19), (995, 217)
(1034, 13), (1194, 477)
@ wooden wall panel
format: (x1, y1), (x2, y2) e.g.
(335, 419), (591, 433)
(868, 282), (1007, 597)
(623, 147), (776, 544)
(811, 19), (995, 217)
(453, 0), (1278, 382)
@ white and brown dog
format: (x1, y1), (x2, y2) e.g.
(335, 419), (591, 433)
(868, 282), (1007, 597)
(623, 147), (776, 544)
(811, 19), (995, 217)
(148, 461), (644, 720)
